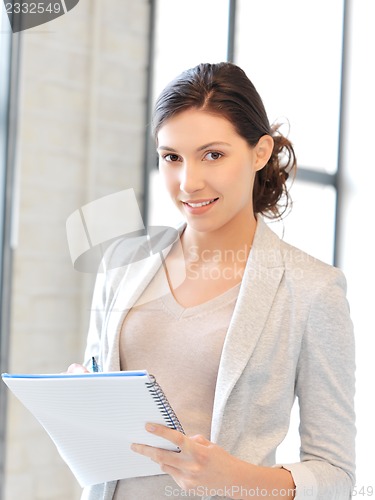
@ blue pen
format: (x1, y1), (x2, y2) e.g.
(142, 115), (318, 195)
(91, 356), (100, 373)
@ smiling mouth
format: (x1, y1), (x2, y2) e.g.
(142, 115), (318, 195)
(183, 198), (219, 208)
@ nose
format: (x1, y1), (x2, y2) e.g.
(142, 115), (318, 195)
(179, 161), (205, 194)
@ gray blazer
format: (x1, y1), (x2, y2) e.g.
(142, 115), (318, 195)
(81, 218), (355, 500)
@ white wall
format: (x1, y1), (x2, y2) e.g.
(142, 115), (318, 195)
(3, 1), (150, 498)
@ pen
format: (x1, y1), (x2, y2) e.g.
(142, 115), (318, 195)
(91, 356), (100, 373)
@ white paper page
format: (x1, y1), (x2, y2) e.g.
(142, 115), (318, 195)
(2, 372), (181, 487)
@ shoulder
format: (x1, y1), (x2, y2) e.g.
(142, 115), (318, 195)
(280, 240), (350, 321)
(280, 238), (346, 288)
(102, 224), (184, 271)
(254, 217), (347, 294)
(95, 223), (185, 299)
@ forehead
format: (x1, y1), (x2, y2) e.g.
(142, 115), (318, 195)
(157, 109), (240, 148)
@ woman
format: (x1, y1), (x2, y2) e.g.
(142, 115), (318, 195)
(72, 63), (355, 499)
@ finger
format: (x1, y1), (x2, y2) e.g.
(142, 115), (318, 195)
(145, 423), (186, 450)
(190, 434), (211, 446)
(131, 443), (185, 468)
(160, 463), (183, 477)
(66, 363), (89, 374)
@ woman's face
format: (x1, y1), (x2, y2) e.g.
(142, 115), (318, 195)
(157, 109), (271, 235)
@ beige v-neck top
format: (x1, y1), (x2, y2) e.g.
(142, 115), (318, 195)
(114, 267), (240, 499)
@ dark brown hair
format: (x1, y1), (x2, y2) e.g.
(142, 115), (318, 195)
(152, 62), (296, 219)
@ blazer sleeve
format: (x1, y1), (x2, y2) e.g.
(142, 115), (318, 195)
(281, 267), (356, 499)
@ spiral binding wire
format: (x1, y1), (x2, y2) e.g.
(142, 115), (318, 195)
(146, 374), (185, 435)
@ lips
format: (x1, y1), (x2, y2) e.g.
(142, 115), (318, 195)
(183, 198), (219, 208)
(181, 197), (220, 216)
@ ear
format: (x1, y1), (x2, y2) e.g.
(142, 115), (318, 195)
(254, 135), (274, 171)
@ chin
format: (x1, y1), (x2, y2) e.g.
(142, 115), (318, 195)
(185, 218), (226, 234)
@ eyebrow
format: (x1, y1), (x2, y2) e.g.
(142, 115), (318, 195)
(157, 141), (232, 153)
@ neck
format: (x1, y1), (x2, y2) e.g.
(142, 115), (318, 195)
(181, 213), (258, 265)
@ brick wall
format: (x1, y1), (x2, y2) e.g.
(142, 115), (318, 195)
(4, 1), (150, 498)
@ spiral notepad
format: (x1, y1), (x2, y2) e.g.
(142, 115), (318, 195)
(2, 370), (184, 487)
(146, 374), (184, 434)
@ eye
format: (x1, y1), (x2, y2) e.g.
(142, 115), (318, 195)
(163, 153), (181, 162)
(204, 151), (223, 161)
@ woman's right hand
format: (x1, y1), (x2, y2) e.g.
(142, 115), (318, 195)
(66, 363), (89, 374)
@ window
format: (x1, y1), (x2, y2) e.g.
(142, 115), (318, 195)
(235, 0), (345, 265)
(145, 0), (231, 228)
(146, 0), (344, 266)
(152, 0), (230, 99)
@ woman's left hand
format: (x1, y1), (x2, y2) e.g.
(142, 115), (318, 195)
(131, 423), (243, 494)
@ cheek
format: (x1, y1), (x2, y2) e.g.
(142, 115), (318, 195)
(224, 161), (255, 188)
(159, 166), (179, 194)
(226, 164), (256, 203)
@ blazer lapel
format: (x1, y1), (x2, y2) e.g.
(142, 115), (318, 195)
(103, 224), (187, 370)
(211, 219), (285, 443)
(105, 253), (163, 341)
